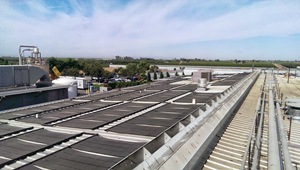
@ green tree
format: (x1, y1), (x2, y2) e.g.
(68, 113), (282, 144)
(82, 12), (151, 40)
(115, 56), (122, 60)
(93, 67), (104, 78)
(126, 63), (138, 77)
(114, 67), (123, 75)
(0, 58), (9, 65)
(87, 63), (104, 78)
(160, 72), (164, 79)
(103, 70), (113, 79)
(153, 72), (157, 80)
(66, 58), (81, 69)
(48, 57), (82, 73)
(149, 65), (159, 72)
(61, 67), (80, 76)
(83, 63), (92, 76)
(166, 72), (170, 77)
(48, 57), (64, 71)
(140, 73), (146, 81)
(147, 72), (151, 82)
(137, 61), (150, 74)
(120, 68), (128, 77)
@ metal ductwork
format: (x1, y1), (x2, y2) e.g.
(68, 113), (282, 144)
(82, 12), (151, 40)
(0, 45), (52, 87)
(0, 65), (52, 88)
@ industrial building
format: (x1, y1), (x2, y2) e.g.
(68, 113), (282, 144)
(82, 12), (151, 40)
(0, 46), (69, 111)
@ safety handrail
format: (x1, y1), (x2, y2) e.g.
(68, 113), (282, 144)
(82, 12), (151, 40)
(251, 82), (266, 169)
(274, 76), (293, 169)
(240, 73), (266, 170)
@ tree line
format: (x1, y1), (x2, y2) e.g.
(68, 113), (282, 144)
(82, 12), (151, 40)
(3, 56), (299, 69)
(48, 57), (166, 82)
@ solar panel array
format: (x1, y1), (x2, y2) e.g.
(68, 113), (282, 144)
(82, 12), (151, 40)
(0, 74), (249, 169)
(174, 92), (219, 103)
(18, 136), (146, 170)
(18, 102), (118, 125)
(0, 125), (80, 168)
(211, 73), (249, 86)
(172, 84), (198, 91)
(107, 103), (200, 137)
(55, 102), (155, 129)
(136, 90), (188, 102)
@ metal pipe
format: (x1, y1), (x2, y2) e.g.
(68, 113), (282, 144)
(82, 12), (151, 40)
(273, 76), (292, 169)
(38, 52), (42, 64)
(240, 74), (266, 170)
(19, 45), (37, 65)
(251, 87), (266, 169)
(268, 82), (281, 170)
(276, 102), (293, 170)
(248, 142), (251, 168)
(240, 97), (260, 170)
(21, 49), (33, 65)
(288, 118), (292, 141)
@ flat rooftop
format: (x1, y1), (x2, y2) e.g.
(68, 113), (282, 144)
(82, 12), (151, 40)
(0, 73), (254, 169)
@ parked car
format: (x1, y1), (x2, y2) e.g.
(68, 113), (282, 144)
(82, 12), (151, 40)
(96, 77), (105, 83)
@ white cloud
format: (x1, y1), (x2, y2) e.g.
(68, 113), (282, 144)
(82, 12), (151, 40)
(1, 0), (300, 59)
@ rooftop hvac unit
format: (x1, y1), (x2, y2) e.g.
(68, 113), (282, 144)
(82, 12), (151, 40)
(198, 78), (208, 88)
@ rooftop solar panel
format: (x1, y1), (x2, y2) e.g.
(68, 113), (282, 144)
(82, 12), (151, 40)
(174, 92), (219, 103)
(19, 135), (146, 170)
(55, 102), (156, 129)
(0, 100), (88, 120)
(136, 90), (187, 102)
(0, 73), (251, 169)
(0, 124), (33, 138)
(172, 84), (198, 91)
(80, 90), (131, 101)
(211, 73), (249, 86)
(17, 101), (118, 125)
(104, 90), (158, 101)
(107, 104), (200, 137)
(0, 129), (80, 168)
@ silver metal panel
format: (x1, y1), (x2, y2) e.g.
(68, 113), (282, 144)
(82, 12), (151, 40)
(14, 68), (29, 86)
(0, 67), (14, 87)
(0, 85), (69, 97)
(0, 65), (50, 87)
(21, 69), (29, 85)
(28, 66), (48, 84)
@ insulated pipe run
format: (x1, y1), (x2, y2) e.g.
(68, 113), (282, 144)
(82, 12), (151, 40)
(268, 82), (281, 170)
(276, 103), (293, 169)
(276, 100), (293, 169)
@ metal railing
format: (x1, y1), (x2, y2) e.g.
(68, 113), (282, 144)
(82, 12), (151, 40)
(274, 77), (293, 170)
(241, 73), (293, 169)
(240, 73), (267, 170)
(251, 82), (267, 169)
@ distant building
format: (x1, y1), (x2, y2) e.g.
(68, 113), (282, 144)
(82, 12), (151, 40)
(159, 69), (176, 77)
(103, 67), (116, 73)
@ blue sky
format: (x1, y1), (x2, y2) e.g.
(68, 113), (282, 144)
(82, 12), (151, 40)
(1, 0), (300, 60)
